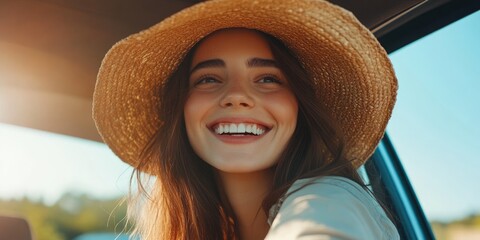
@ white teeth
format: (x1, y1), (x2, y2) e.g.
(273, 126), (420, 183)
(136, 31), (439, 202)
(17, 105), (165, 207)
(230, 123), (237, 132)
(214, 123), (267, 136)
(238, 123), (246, 132)
(254, 126), (264, 135)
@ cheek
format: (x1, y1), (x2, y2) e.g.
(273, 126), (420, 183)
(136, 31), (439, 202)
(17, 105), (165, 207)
(184, 94), (204, 156)
(184, 92), (214, 133)
(268, 92), (298, 128)
(184, 94), (201, 131)
(184, 95), (195, 122)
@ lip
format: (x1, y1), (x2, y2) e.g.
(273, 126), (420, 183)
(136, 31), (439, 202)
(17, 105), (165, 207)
(212, 133), (268, 144)
(207, 117), (273, 144)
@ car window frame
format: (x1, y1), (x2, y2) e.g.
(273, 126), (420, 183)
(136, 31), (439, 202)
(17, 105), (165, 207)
(366, 135), (435, 239)
(367, 1), (478, 238)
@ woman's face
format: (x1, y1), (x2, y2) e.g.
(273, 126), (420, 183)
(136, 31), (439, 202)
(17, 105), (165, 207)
(184, 29), (298, 173)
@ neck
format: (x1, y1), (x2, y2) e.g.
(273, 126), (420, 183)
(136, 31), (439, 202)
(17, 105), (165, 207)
(218, 169), (273, 240)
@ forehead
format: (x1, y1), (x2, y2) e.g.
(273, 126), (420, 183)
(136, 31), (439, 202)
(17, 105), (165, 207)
(191, 29), (274, 64)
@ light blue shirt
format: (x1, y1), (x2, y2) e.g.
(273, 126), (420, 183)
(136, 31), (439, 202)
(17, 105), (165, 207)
(266, 176), (400, 239)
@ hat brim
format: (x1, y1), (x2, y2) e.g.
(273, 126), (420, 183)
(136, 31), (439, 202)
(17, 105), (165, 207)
(93, 0), (397, 172)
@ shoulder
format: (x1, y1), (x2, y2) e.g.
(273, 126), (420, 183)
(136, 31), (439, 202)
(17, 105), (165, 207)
(266, 176), (399, 240)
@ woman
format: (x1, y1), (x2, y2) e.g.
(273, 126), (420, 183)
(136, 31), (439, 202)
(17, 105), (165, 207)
(93, 0), (399, 239)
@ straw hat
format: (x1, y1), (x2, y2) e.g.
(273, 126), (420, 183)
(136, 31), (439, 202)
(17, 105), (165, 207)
(93, 0), (397, 171)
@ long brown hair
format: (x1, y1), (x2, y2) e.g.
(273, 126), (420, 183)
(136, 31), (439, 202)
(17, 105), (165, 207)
(129, 29), (366, 240)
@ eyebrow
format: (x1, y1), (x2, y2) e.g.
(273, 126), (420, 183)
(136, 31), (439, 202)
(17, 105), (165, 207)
(190, 59), (225, 73)
(247, 58), (278, 68)
(190, 57), (278, 74)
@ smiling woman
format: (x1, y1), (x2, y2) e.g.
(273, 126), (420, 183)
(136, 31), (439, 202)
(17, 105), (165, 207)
(184, 29), (299, 238)
(2, 0), (477, 239)
(92, 0), (399, 239)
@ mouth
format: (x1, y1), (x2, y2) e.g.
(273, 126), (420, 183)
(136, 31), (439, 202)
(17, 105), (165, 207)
(208, 122), (271, 136)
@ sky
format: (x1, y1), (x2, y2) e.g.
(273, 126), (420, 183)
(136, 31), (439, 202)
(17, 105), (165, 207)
(0, 124), (132, 204)
(387, 11), (480, 221)
(0, 11), (478, 222)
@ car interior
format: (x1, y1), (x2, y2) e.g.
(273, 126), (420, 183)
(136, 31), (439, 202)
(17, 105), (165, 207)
(0, 0), (478, 239)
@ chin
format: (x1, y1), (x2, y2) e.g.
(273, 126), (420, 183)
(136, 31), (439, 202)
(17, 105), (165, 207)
(208, 156), (276, 174)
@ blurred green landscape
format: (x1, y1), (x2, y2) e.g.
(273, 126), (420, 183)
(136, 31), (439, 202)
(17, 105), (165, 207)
(1, 193), (479, 240)
(0, 193), (130, 240)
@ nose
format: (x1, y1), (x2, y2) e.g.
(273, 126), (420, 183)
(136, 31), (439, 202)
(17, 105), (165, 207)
(219, 82), (255, 108)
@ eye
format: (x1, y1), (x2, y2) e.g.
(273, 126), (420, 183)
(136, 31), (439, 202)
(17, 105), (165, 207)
(257, 75), (283, 84)
(196, 77), (219, 84)
(192, 75), (222, 89)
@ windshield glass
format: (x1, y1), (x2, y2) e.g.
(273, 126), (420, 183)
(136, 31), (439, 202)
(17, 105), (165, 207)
(388, 10), (480, 239)
(0, 123), (132, 239)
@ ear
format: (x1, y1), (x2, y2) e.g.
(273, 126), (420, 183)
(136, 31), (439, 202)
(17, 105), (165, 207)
(0, 215), (32, 240)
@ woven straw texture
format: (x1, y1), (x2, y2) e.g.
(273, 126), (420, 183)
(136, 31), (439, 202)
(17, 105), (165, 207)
(93, 0), (397, 172)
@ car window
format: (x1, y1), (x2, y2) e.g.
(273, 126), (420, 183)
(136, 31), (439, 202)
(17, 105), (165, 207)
(387, 11), (480, 239)
(0, 123), (132, 240)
